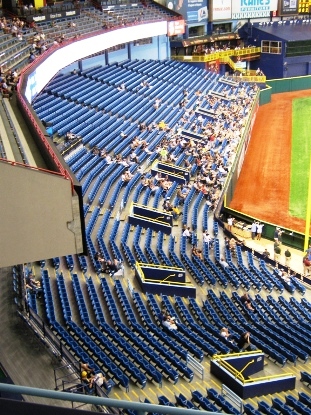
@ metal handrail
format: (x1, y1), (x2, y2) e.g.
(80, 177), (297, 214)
(0, 383), (216, 415)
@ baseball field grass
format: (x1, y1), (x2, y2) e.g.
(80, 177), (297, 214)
(289, 97), (311, 220)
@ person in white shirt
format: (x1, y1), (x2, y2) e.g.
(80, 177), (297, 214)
(162, 316), (177, 331)
(227, 216), (234, 232)
(203, 231), (213, 250)
(219, 257), (229, 269)
(256, 222), (264, 240)
(183, 227), (192, 242)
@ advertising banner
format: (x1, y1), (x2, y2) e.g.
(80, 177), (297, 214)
(212, 0), (232, 20)
(166, 0), (208, 23)
(232, 0), (278, 19)
(167, 19), (186, 36)
(278, 0), (298, 14)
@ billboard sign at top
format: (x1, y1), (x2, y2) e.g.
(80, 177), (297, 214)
(166, 0), (208, 23)
(232, 0), (278, 19)
(279, 0), (298, 15)
(212, 0), (232, 20)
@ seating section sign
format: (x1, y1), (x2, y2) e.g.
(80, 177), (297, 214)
(232, 0), (278, 18)
(165, 0), (208, 23)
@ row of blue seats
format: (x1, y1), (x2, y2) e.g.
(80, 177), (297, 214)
(267, 295), (311, 340)
(65, 147), (87, 168)
(235, 247), (268, 291)
(145, 228), (160, 265)
(188, 297), (237, 351)
(76, 155), (106, 183)
(71, 275), (144, 389)
(87, 279), (162, 384)
(174, 296), (231, 354)
(225, 248), (253, 290)
(146, 292), (203, 362)
(161, 294), (218, 357)
(208, 290), (288, 366)
(254, 296), (311, 358)
(109, 220), (123, 262)
(131, 291), (193, 379)
(83, 162), (110, 199)
(180, 235), (205, 286)
(229, 292), (292, 363)
(101, 279), (179, 383)
(247, 254), (280, 291)
(85, 206), (101, 236)
(156, 231), (173, 267)
(41, 271), (113, 392)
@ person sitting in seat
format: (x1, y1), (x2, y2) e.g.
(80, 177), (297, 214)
(81, 363), (95, 377)
(219, 257), (229, 269)
(121, 170), (133, 183)
(65, 131), (76, 142)
(94, 252), (105, 265)
(102, 258), (121, 275)
(192, 245), (203, 260)
(81, 370), (95, 394)
(182, 226), (192, 242)
(237, 332), (252, 352)
(117, 82), (125, 91)
(220, 327), (233, 343)
(162, 315), (178, 331)
(93, 372), (107, 388)
(245, 299), (256, 313)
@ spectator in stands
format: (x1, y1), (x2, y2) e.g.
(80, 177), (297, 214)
(117, 82), (125, 91)
(274, 227), (282, 243)
(159, 146), (168, 161)
(149, 181), (159, 195)
(229, 237), (236, 252)
(154, 97), (161, 109)
(245, 299), (256, 313)
(160, 175), (172, 196)
(262, 248), (270, 259)
(203, 231), (213, 250)
(237, 332), (253, 352)
(277, 228), (284, 244)
(29, 52), (36, 63)
(65, 131), (76, 142)
(81, 370), (94, 394)
(240, 292), (249, 304)
(281, 271), (292, 285)
(162, 315), (178, 331)
(121, 170), (133, 183)
(101, 258), (121, 275)
(81, 363), (95, 377)
(25, 274), (41, 297)
(305, 244), (311, 261)
(182, 226), (192, 242)
(131, 136), (148, 150)
(219, 257), (229, 269)
(220, 327), (233, 342)
(159, 308), (168, 322)
(163, 198), (173, 213)
(140, 79), (150, 88)
(93, 372), (108, 388)
(192, 245), (203, 260)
